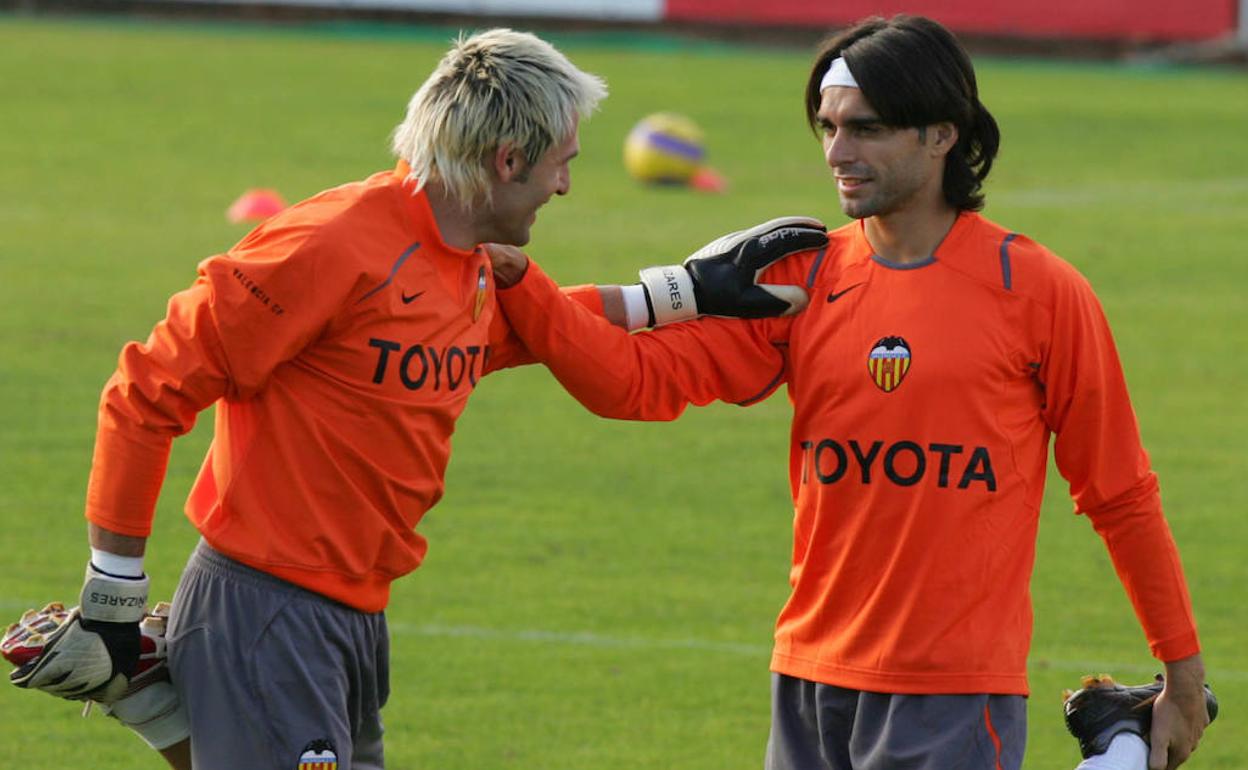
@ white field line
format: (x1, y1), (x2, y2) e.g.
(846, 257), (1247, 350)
(388, 621), (770, 657)
(994, 177), (1248, 208)
(388, 621), (1248, 683)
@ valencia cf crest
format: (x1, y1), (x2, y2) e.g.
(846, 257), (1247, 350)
(867, 336), (912, 392)
(298, 739), (338, 770)
(473, 265), (488, 322)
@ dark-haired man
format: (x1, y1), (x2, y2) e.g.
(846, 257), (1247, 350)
(487, 14), (1211, 770)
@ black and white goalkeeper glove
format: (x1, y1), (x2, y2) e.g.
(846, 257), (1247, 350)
(7, 562), (148, 703)
(96, 601), (189, 750)
(631, 216), (827, 329)
(4, 599), (189, 749)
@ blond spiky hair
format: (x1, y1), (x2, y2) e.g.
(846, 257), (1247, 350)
(392, 28), (607, 208)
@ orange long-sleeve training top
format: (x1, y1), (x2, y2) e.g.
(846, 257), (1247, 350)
(85, 165), (599, 612)
(496, 212), (1199, 695)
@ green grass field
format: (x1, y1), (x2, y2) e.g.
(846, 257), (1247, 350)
(1, 14), (1245, 768)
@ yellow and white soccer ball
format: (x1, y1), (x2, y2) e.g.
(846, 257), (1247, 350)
(623, 112), (707, 185)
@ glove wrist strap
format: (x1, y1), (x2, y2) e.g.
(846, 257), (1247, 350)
(81, 563), (149, 624)
(637, 265), (697, 327)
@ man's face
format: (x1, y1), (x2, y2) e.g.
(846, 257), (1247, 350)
(488, 126), (579, 247)
(816, 87), (940, 220)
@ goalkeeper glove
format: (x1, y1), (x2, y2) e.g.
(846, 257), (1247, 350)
(634, 216), (827, 328)
(7, 562), (148, 702)
(4, 600), (189, 750)
(97, 602), (189, 750)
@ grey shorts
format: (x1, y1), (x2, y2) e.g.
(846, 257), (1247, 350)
(167, 540), (390, 770)
(765, 672), (1026, 770)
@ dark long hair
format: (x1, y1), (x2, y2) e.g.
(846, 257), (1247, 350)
(805, 15), (1000, 212)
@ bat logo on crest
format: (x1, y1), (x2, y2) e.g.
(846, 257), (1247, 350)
(867, 336), (911, 393)
(298, 739), (338, 770)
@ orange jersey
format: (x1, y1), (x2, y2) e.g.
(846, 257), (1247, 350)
(497, 212), (1199, 695)
(85, 165), (599, 612)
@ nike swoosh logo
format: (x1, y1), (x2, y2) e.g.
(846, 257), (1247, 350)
(401, 290), (425, 304)
(826, 283), (863, 303)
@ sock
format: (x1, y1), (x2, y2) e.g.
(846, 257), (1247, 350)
(1075, 732), (1149, 770)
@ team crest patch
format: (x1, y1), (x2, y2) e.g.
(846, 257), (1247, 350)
(473, 265), (488, 322)
(867, 336), (912, 392)
(298, 739), (338, 770)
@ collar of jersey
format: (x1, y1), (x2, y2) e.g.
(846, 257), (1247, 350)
(856, 211), (976, 271)
(392, 161), (480, 261)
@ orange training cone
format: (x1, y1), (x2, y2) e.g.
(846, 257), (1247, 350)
(227, 188), (287, 223)
(689, 167), (727, 194)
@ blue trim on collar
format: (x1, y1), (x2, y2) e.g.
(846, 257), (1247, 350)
(999, 233), (1017, 291)
(870, 253), (936, 270)
(357, 241), (422, 304)
(805, 247), (828, 289)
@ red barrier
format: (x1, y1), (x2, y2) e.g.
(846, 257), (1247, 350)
(664, 0), (1237, 42)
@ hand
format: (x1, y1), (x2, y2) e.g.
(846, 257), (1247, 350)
(637, 216), (827, 326)
(98, 602), (191, 751)
(1149, 654), (1210, 769)
(7, 563), (148, 702)
(485, 243), (530, 289)
(77, 562), (148, 696)
(4, 599), (188, 750)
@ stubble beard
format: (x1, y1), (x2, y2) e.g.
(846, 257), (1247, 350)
(839, 186), (895, 220)
(839, 194), (877, 220)
(838, 170), (926, 221)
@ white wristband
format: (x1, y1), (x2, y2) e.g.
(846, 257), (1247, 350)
(90, 547), (145, 578)
(620, 284), (652, 331)
(637, 264), (697, 327)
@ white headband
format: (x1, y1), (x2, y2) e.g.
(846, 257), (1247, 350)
(820, 57), (859, 91)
